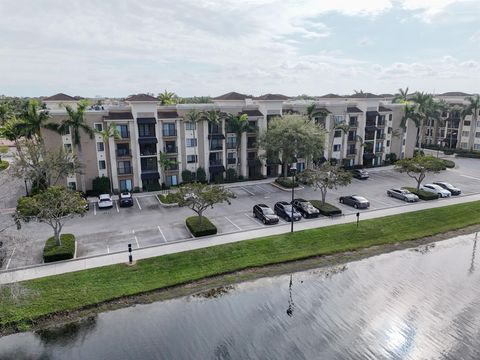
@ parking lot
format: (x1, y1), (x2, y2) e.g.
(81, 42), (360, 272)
(3, 158), (480, 269)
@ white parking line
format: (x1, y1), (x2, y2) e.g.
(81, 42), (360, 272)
(184, 224), (194, 238)
(136, 197), (142, 210)
(107, 245), (110, 254)
(157, 225), (167, 242)
(156, 195), (162, 204)
(224, 216), (241, 230)
(134, 235), (140, 248)
(255, 185), (269, 194)
(241, 186), (256, 196)
(115, 200), (119, 213)
(5, 246), (16, 270)
(461, 174), (480, 181)
(93, 203), (97, 216)
(244, 212), (260, 225)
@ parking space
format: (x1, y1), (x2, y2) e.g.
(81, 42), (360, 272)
(135, 195), (160, 211)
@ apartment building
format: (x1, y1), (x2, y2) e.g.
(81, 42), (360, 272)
(41, 92), (415, 193)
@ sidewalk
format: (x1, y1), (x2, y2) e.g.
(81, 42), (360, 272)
(1, 193), (480, 284)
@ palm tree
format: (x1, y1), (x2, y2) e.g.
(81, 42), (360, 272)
(96, 123), (120, 193)
(18, 99), (53, 141)
(464, 95), (480, 150)
(158, 90), (177, 105)
(184, 110), (202, 176)
(202, 109), (225, 166)
(392, 87), (411, 104)
(52, 100), (95, 192)
(158, 151), (179, 187)
(0, 116), (24, 152)
(225, 113), (250, 175)
(305, 103), (329, 125)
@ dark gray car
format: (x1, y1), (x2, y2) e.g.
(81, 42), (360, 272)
(339, 195), (370, 209)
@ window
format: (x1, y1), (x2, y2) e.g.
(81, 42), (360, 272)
(461, 142), (468, 149)
(94, 123), (103, 132)
(474, 144), (480, 150)
(116, 124), (129, 139)
(334, 115), (344, 124)
(64, 143), (72, 152)
(185, 122), (196, 130)
(162, 123), (176, 137)
(227, 136), (236, 149)
(227, 152), (236, 164)
(117, 143), (131, 156)
(186, 138), (197, 147)
(389, 114), (393, 121)
(476, 132), (480, 138)
(477, 121), (480, 128)
(349, 116), (357, 126)
(97, 142), (104, 152)
(386, 140), (390, 147)
(462, 131), (469, 137)
(138, 124), (155, 137)
(166, 175), (178, 187)
(334, 130), (342, 138)
(118, 161), (132, 174)
(187, 155), (197, 163)
(464, 121), (471, 126)
(333, 144), (341, 152)
(388, 127), (392, 134)
(119, 179), (132, 191)
(98, 160), (106, 170)
(67, 181), (76, 190)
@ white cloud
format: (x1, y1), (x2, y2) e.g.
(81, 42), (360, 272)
(358, 37), (375, 47)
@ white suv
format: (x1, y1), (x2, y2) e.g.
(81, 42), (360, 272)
(98, 193), (113, 208)
(420, 184), (451, 198)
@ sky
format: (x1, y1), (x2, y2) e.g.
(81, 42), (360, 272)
(1, 0), (479, 98)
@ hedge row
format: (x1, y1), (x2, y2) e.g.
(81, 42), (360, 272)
(0, 160), (9, 171)
(186, 216), (218, 237)
(275, 177), (299, 188)
(158, 193), (178, 204)
(310, 200), (342, 216)
(442, 159), (456, 168)
(43, 234), (76, 263)
(403, 187), (439, 201)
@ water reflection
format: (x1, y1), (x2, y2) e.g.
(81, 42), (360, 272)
(1, 234), (480, 360)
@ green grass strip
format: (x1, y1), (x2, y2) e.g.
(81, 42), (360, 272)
(2, 200), (480, 330)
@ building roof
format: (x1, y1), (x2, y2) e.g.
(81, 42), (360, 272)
(43, 93), (76, 101)
(318, 93), (342, 98)
(348, 92), (383, 99)
(439, 92), (472, 97)
(254, 93), (289, 100)
(125, 94), (158, 102)
(104, 112), (133, 120)
(241, 109), (264, 117)
(213, 92), (249, 100)
(378, 94), (394, 98)
(157, 111), (179, 119)
(378, 106), (392, 112)
(347, 106), (363, 113)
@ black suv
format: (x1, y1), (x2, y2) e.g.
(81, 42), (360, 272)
(291, 198), (320, 218)
(274, 201), (301, 222)
(119, 192), (134, 207)
(352, 169), (369, 180)
(253, 204), (279, 224)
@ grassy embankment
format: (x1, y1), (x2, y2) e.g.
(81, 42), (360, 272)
(2, 200), (480, 332)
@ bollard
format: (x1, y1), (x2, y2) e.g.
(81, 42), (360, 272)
(128, 243), (133, 264)
(356, 212), (360, 228)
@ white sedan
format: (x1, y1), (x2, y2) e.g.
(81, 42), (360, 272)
(98, 193), (113, 208)
(420, 184), (451, 198)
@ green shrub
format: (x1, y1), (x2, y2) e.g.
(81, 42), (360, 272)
(443, 149), (455, 155)
(196, 167), (207, 183)
(214, 173), (224, 184)
(225, 168), (238, 183)
(275, 177), (299, 188)
(181, 170), (194, 184)
(310, 200), (342, 216)
(145, 183), (161, 192)
(43, 234), (76, 263)
(186, 216), (217, 237)
(456, 151), (480, 159)
(0, 160), (9, 171)
(413, 149), (425, 157)
(91, 176), (110, 196)
(403, 187), (439, 200)
(443, 159), (455, 168)
(158, 193), (178, 204)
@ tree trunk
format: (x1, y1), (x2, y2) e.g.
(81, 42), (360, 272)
(283, 162), (288, 178)
(197, 211), (203, 225)
(321, 188), (326, 205)
(236, 137), (241, 176)
(77, 144), (86, 192)
(54, 226), (62, 247)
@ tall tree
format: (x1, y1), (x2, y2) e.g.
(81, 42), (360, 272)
(51, 100), (94, 192)
(464, 95), (480, 149)
(19, 99), (51, 141)
(202, 109), (225, 162)
(395, 154), (446, 190)
(305, 104), (329, 126)
(225, 113), (251, 175)
(259, 115), (325, 177)
(184, 110), (202, 174)
(0, 116), (24, 152)
(96, 123), (120, 192)
(158, 151), (179, 186)
(15, 186), (87, 246)
(392, 87), (411, 104)
(158, 90), (177, 105)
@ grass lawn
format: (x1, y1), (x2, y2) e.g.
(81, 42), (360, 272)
(2, 200), (480, 331)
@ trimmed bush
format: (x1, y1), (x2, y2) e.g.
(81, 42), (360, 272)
(196, 167), (207, 183)
(0, 160), (9, 171)
(443, 159), (455, 168)
(225, 168), (238, 183)
(158, 193), (178, 204)
(456, 151), (480, 159)
(443, 149), (455, 155)
(186, 216), (217, 237)
(91, 176), (110, 196)
(310, 200), (342, 216)
(43, 234), (76, 263)
(181, 170), (194, 184)
(403, 187), (439, 200)
(275, 177), (299, 188)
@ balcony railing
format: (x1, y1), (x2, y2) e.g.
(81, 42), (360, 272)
(364, 134), (375, 141)
(164, 146), (178, 154)
(210, 144), (223, 151)
(376, 134), (386, 140)
(377, 121), (386, 127)
(141, 167), (158, 173)
(116, 132), (130, 140)
(116, 149), (131, 157)
(162, 130), (177, 137)
(227, 158), (236, 164)
(247, 142), (256, 149)
(349, 121), (358, 128)
(140, 149), (157, 156)
(227, 143), (236, 149)
(118, 167), (133, 175)
(209, 159), (223, 166)
(347, 149), (357, 155)
(375, 148), (384, 153)
(347, 136), (356, 142)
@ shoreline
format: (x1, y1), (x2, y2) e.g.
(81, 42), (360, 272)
(2, 223), (479, 337)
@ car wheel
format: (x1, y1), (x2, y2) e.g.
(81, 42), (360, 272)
(354, 203), (358, 209)
(302, 212), (307, 218)
(253, 212), (257, 218)
(404, 196), (408, 202)
(387, 192), (391, 197)
(262, 218), (267, 224)
(339, 198), (344, 203)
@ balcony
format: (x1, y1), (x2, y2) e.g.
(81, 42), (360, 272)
(141, 167), (158, 174)
(377, 120), (386, 127)
(375, 148), (384, 153)
(348, 120), (358, 128)
(247, 141), (256, 149)
(209, 159), (223, 166)
(346, 149), (357, 156)
(376, 134), (386, 140)
(227, 142), (237, 149)
(116, 149), (131, 157)
(164, 146), (178, 154)
(139, 143), (157, 156)
(118, 166), (133, 175)
(210, 143), (223, 151)
(162, 130), (177, 137)
(347, 136), (356, 142)
(364, 133), (375, 141)
(227, 158), (236, 164)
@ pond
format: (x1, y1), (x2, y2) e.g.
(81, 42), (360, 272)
(1, 234), (479, 359)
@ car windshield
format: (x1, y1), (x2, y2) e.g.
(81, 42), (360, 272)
(100, 198), (110, 202)
(354, 197), (368, 202)
(263, 208), (274, 215)
(443, 183), (453, 188)
(402, 189), (411, 194)
(283, 205), (293, 211)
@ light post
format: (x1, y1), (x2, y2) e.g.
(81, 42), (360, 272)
(290, 164), (297, 233)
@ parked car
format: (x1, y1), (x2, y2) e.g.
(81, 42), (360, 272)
(253, 204), (279, 224)
(387, 188), (419, 202)
(274, 201), (302, 222)
(352, 169), (369, 180)
(119, 191), (134, 207)
(339, 195), (370, 209)
(77, 191), (89, 210)
(420, 184), (451, 198)
(433, 182), (461, 196)
(98, 193), (113, 209)
(291, 198), (320, 218)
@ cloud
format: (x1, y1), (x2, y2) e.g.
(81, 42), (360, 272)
(358, 37), (375, 47)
